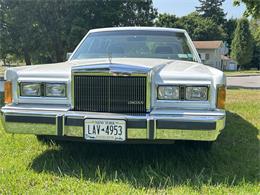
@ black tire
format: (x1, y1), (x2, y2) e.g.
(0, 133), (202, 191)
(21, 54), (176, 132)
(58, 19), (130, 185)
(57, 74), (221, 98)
(36, 135), (58, 145)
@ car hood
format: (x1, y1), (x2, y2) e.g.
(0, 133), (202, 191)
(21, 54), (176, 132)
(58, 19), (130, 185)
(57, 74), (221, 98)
(5, 58), (224, 83)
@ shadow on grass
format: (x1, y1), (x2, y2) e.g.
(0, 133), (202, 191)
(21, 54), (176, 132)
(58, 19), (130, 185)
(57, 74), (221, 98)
(30, 112), (259, 188)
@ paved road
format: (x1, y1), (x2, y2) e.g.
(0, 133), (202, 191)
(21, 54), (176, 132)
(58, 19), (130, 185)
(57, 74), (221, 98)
(227, 75), (260, 89)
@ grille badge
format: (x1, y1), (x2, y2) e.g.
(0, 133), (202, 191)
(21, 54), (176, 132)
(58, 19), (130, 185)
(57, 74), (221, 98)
(128, 101), (144, 105)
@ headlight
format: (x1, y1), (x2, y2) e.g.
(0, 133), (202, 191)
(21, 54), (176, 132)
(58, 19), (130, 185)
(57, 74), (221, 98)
(45, 83), (66, 97)
(185, 86), (208, 101)
(158, 86), (179, 100)
(20, 83), (41, 97)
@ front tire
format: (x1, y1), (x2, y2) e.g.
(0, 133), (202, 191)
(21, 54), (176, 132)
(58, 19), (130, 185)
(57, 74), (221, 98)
(36, 135), (58, 145)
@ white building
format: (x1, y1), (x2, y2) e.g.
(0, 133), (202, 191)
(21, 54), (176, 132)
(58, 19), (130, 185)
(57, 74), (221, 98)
(221, 55), (238, 71)
(193, 40), (229, 70)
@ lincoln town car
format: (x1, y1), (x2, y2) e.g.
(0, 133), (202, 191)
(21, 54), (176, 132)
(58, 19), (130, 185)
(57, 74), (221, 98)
(1, 27), (226, 148)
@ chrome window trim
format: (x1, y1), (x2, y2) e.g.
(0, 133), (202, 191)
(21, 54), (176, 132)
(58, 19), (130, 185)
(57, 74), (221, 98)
(68, 27), (201, 63)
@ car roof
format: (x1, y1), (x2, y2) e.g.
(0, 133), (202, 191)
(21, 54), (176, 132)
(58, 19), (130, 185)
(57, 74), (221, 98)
(89, 27), (186, 33)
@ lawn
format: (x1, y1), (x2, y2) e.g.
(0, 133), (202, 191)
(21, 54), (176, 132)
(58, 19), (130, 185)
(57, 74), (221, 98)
(0, 89), (259, 194)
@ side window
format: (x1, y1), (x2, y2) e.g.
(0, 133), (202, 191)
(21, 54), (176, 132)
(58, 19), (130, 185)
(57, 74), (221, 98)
(205, 53), (210, 60)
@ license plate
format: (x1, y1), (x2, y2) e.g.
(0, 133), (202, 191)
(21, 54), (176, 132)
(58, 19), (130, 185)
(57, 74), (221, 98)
(84, 119), (126, 141)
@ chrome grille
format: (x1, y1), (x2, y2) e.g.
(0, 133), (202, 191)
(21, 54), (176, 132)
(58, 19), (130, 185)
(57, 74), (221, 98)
(73, 75), (147, 113)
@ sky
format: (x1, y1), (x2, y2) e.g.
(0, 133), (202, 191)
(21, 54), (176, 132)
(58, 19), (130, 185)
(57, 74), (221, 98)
(153, 0), (246, 19)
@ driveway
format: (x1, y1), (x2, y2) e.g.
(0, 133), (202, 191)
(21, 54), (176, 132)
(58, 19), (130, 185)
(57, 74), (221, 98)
(227, 75), (260, 89)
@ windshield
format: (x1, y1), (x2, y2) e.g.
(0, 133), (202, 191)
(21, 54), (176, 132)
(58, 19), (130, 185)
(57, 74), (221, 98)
(71, 30), (196, 62)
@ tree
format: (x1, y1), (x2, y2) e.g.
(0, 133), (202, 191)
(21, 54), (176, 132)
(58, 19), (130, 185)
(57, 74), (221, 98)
(0, 0), (157, 65)
(156, 12), (226, 41)
(250, 19), (260, 70)
(231, 18), (254, 69)
(154, 13), (179, 28)
(234, 0), (260, 18)
(0, 0), (44, 65)
(223, 18), (237, 53)
(196, 0), (226, 25)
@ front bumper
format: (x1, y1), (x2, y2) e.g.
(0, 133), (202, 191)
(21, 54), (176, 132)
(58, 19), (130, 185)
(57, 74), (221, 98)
(1, 105), (225, 142)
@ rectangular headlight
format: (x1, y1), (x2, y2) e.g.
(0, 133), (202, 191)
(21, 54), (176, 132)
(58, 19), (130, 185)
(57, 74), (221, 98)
(20, 83), (41, 97)
(45, 83), (66, 97)
(158, 86), (179, 100)
(185, 86), (208, 101)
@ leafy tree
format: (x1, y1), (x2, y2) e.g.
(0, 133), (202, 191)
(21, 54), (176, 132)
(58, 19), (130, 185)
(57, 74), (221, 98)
(0, 3), (9, 65)
(176, 12), (226, 40)
(0, 0), (157, 65)
(250, 19), (260, 70)
(154, 13), (179, 27)
(223, 18), (237, 53)
(231, 18), (254, 68)
(156, 12), (226, 41)
(196, 0), (226, 25)
(0, 0), (41, 65)
(0, 0), (49, 65)
(234, 0), (260, 18)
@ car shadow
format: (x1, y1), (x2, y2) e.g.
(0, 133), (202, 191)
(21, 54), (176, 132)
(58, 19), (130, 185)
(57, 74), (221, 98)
(29, 111), (259, 188)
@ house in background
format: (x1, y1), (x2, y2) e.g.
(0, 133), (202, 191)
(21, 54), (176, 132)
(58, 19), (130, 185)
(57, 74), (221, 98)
(193, 40), (229, 70)
(221, 55), (238, 71)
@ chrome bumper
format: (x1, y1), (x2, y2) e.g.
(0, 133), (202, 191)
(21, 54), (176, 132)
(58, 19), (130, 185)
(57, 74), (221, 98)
(1, 105), (226, 141)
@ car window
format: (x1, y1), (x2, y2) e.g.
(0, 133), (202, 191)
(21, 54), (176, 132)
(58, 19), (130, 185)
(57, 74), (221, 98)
(71, 30), (195, 62)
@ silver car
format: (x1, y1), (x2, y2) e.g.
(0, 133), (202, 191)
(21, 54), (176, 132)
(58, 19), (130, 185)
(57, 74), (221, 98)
(1, 27), (226, 148)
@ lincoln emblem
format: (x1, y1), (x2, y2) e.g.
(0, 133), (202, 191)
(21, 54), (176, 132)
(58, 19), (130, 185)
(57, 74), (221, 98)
(127, 101), (144, 105)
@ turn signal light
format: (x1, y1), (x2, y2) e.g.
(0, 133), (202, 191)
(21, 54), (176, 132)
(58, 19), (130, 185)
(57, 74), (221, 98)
(217, 85), (226, 109)
(4, 81), (12, 104)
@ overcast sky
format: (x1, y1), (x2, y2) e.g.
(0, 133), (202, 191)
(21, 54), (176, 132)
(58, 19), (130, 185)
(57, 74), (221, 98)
(153, 0), (246, 19)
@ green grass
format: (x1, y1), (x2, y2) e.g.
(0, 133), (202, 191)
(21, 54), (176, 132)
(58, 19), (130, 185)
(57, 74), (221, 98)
(224, 70), (260, 76)
(0, 66), (6, 77)
(0, 89), (259, 194)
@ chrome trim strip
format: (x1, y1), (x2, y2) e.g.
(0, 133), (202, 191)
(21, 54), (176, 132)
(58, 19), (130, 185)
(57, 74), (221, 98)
(71, 64), (151, 75)
(56, 114), (64, 136)
(154, 119), (157, 139)
(146, 71), (151, 112)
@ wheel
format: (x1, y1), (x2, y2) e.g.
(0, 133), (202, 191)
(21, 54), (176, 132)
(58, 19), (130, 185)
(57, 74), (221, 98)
(36, 135), (58, 145)
(36, 135), (72, 146)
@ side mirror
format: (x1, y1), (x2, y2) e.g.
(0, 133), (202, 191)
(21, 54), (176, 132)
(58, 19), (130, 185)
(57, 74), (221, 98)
(66, 52), (72, 60)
